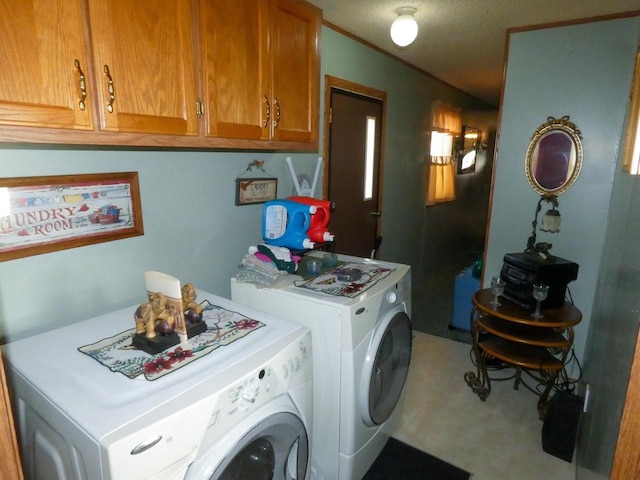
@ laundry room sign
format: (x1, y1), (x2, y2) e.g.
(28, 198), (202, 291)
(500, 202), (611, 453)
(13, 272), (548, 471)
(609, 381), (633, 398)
(235, 160), (277, 205)
(0, 172), (143, 261)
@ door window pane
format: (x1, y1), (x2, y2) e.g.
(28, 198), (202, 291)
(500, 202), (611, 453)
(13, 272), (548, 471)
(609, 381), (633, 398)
(364, 116), (376, 200)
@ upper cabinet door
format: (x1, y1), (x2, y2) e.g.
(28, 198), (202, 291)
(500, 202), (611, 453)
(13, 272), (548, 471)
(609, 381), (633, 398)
(86, 0), (199, 135)
(202, 0), (320, 143)
(0, 0), (94, 130)
(269, 0), (320, 143)
(201, 0), (270, 140)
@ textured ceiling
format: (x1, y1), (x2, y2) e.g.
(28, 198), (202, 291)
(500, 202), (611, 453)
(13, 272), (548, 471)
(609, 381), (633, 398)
(307, 0), (640, 107)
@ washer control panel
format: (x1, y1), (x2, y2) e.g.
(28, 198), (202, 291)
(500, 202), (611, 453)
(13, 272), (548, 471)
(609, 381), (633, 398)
(204, 331), (311, 436)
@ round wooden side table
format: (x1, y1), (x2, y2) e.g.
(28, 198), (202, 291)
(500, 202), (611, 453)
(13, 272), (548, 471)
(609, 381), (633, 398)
(464, 288), (582, 419)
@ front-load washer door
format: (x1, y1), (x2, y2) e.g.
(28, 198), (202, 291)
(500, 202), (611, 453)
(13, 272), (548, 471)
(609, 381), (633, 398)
(361, 308), (412, 426)
(186, 412), (308, 480)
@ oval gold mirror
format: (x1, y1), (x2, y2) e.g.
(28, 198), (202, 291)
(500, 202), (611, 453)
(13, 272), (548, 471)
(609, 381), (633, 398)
(525, 116), (583, 196)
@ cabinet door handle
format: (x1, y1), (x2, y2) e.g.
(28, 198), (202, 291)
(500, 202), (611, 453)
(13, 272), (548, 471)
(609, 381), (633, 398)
(103, 65), (115, 113)
(263, 95), (270, 128)
(273, 97), (281, 128)
(196, 98), (204, 118)
(74, 59), (87, 111)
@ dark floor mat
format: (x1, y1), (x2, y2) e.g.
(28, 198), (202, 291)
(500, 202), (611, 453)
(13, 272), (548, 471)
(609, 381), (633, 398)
(362, 437), (472, 480)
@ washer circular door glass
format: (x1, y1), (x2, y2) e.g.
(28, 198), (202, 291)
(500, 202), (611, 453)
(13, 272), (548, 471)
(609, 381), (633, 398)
(362, 310), (412, 426)
(219, 437), (275, 479)
(187, 412), (308, 480)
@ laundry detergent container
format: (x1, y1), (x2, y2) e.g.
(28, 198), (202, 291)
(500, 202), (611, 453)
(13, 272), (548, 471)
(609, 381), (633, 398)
(262, 199), (315, 250)
(288, 196), (335, 243)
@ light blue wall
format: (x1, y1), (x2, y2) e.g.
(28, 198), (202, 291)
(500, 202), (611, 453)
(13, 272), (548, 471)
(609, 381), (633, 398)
(0, 149), (320, 341)
(321, 28), (463, 265)
(322, 28), (497, 295)
(573, 19), (640, 480)
(485, 16), (640, 363)
(0, 25), (491, 343)
(486, 15), (640, 479)
(577, 125), (640, 479)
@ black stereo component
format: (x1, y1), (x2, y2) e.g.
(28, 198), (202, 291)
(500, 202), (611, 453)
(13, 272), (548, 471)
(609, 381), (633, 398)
(500, 252), (579, 308)
(542, 391), (583, 462)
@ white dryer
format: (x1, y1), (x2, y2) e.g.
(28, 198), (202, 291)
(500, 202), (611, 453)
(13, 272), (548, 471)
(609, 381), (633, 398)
(2, 290), (312, 480)
(231, 253), (412, 480)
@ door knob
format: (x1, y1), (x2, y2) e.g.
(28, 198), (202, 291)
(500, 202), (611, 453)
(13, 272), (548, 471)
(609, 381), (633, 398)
(370, 211), (381, 217)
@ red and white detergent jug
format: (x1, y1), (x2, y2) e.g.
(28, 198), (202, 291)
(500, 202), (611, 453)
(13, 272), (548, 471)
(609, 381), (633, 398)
(288, 196), (335, 243)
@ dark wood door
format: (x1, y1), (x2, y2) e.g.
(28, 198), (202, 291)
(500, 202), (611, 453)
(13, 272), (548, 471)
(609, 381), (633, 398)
(328, 88), (383, 258)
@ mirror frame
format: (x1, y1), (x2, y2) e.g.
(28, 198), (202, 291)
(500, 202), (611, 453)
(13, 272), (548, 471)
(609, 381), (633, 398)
(525, 116), (583, 196)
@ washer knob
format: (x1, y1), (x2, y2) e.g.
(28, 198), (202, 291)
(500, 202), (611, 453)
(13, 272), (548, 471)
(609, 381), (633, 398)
(386, 291), (397, 304)
(238, 390), (257, 411)
(240, 392), (256, 404)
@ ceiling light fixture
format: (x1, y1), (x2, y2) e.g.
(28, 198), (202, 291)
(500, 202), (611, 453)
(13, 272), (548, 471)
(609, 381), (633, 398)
(390, 7), (418, 47)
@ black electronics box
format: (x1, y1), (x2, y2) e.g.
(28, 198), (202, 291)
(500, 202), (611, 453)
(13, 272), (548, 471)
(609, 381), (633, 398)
(542, 391), (583, 462)
(500, 252), (579, 308)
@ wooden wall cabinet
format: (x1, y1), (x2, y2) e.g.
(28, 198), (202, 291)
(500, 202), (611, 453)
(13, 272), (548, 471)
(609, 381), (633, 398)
(85, 0), (200, 136)
(269, 0), (321, 143)
(201, 0), (268, 140)
(0, 0), (94, 131)
(201, 0), (320, 143)
(0, 0), (320, 150)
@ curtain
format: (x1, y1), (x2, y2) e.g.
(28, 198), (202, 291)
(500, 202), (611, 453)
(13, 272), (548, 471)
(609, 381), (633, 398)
(426, 157), (456, 205)
(425, 102), (461, 206)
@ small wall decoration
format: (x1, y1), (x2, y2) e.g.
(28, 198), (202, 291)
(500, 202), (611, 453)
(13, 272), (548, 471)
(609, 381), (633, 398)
(457, 126), (481, 174)
(525, 116), (583, 196)
(235, 160), (277, 205)
(0, 172), (143, 261)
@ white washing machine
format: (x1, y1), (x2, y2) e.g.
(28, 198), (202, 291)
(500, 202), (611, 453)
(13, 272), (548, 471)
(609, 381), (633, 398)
(231, 252), (412, 480)
(2, 290), (312, 480)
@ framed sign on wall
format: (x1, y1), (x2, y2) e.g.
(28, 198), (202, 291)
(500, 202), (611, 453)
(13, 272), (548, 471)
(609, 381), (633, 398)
(235, 178), (278, 206)
(0, 172), (143, 261)
(457, 126), (481, 174)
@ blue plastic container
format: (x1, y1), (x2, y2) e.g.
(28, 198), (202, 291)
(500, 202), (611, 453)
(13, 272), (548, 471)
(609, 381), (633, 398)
(262, 199), (316, 250)
(451, 267), (480, 330)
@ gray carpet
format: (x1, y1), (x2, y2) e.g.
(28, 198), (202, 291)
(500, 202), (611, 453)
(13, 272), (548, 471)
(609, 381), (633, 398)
(394, 331), (575, 479)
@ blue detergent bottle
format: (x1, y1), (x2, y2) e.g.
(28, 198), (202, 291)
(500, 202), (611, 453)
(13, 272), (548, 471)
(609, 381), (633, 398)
(262, 199), (316, 250)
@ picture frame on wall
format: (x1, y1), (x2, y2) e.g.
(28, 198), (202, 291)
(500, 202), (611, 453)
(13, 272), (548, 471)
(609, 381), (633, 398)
(0, 172), (143, 261)
(235, 178), (278, 206)
(457, 126), (481, 174)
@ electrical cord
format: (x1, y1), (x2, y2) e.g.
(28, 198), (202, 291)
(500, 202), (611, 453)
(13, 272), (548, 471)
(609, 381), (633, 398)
(565, 286), (575, 305)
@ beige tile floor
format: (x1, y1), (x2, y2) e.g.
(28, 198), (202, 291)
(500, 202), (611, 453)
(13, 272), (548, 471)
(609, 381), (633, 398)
(393, 331), (576, 480)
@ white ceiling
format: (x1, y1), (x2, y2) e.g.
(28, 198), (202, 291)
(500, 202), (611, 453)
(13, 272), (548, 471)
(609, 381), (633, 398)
(307, 0), (640, 107)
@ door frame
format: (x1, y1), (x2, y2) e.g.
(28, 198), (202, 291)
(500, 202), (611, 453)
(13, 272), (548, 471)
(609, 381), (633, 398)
(610, 326), (640, 478)
(322, 76), (387, 247)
